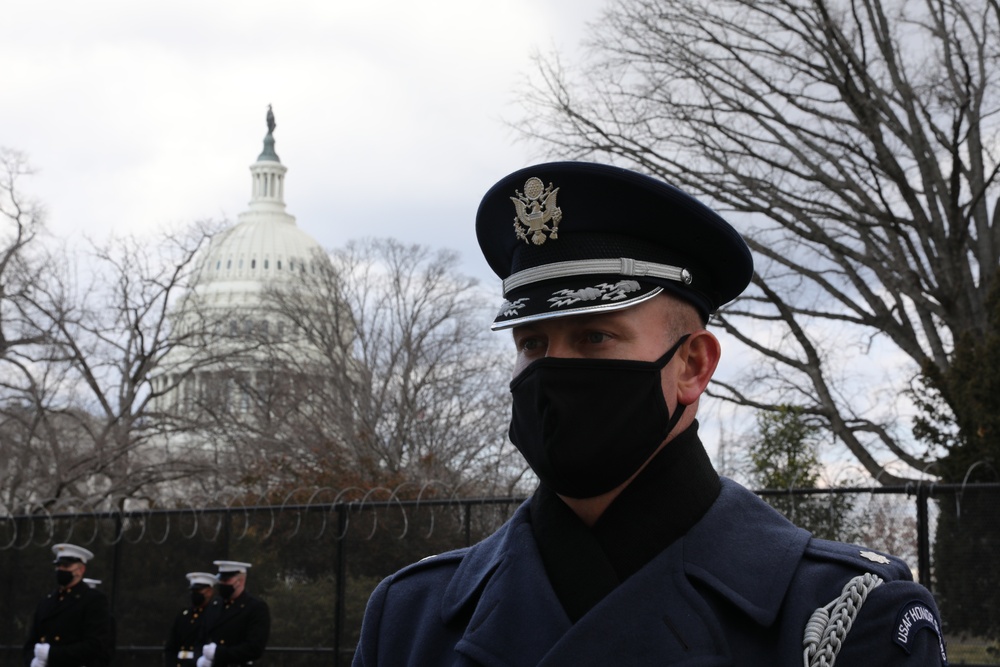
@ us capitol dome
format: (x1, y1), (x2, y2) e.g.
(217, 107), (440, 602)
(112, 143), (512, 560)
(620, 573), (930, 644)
(193, 106), (325, 309)
(151, 107), (337, 417)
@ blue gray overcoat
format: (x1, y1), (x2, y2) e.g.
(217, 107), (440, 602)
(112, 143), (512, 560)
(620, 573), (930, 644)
(353, 479), (947, 666)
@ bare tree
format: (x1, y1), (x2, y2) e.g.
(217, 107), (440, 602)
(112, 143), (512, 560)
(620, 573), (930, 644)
(0, 205), (241, 512)
(0, 147), (61, 513)
(201, 238), (526, 497)
(516, 0), (1000, 483)
(0, 148), (48, 359)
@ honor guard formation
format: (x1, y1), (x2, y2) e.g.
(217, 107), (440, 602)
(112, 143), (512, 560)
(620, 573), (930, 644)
(351, 162), (949, 666)
(165, 561), (271, 667)
(20, 546), (269, 667)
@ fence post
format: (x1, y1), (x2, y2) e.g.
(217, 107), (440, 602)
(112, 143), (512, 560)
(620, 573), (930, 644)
(464, 503), (472, 547)
(111, 513), (123, 617)
(221, 510), (231, 559)
(916, 485), (931, 590)
(334, 507), (347, 667)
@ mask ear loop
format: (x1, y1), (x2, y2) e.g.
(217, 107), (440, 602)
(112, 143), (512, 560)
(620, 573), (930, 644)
(653, 333), (692, 368)
(656, 333), (693, 437)
(662, 399), (687, 439)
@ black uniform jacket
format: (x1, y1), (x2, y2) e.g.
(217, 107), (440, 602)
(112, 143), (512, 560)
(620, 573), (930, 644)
(22, 583), (113, 667)
(200, 591), (270, 666)
(164, 603), (212, 667)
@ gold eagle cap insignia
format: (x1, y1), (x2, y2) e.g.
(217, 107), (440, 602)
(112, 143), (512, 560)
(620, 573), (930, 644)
(511, 177), (562, 245)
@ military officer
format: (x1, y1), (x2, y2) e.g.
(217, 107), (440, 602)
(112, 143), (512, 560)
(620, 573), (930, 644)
(196, 561), (270, 667)
(23, 543), (114, 667)
(352, 162), (949, 665)
(165, 572), (218, 667)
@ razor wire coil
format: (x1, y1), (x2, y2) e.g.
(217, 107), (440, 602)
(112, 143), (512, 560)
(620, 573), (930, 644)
(3, 479), (998, 549)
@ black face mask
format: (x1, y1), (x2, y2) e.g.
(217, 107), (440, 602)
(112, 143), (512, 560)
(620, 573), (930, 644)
(190, 591), (206, 607)
(509, 335), (689, 498)
(218, 583), (235, 600)
(55, 569), (74, 587)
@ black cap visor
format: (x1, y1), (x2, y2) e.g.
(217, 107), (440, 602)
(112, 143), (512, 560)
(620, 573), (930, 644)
(491, 276), (665, 330)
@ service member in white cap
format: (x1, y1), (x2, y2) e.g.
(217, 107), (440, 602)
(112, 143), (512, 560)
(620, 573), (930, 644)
(352, 162), (948, 666)
(22, 543), (115, 667)
(164, 572), (219, 667)
(196, 561), (269, 667)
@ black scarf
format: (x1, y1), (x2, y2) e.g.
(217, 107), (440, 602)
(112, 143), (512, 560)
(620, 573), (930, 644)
(530, 421), (720, 622)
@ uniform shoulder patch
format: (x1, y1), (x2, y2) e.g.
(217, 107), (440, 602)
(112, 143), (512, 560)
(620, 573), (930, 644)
(894, 600), (947, 662)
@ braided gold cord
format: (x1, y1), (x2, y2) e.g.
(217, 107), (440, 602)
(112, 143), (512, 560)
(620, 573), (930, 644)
(803, 573), (884, 667)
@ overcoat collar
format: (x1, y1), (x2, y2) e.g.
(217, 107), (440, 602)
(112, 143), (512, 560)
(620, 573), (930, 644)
(682, 480), (811, 626)
(441, 479), (810, 666)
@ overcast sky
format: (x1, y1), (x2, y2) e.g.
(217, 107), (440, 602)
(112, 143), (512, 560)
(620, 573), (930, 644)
(3, 0), (607, 288)
(5, 1), (922, 477)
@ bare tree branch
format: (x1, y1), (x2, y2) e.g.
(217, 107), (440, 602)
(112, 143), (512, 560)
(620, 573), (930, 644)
(180, 238), (527, 497)
(515, 0), (1000, 482)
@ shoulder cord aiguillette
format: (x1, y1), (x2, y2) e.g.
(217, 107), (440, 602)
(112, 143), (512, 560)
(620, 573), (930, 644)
(803, 572), (884, 667)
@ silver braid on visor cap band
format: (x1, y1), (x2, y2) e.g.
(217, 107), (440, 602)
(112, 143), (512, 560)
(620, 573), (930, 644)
(502, 257), (693, 295)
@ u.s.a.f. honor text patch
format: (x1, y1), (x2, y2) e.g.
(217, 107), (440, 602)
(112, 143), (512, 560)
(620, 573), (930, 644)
(894, 601), (947, 663)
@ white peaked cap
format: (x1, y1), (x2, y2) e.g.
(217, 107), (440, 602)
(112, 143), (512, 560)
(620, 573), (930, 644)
(186, 572), (219, 587)
(51, 543), (94, 563)
(213, 560), (252, 574)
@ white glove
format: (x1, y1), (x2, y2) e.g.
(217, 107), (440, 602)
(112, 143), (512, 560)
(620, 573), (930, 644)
(34, 643), (50, 663)
(203, 642), (217, 661)
(196, 657), (211, 667)
(30, 648), (47, 667)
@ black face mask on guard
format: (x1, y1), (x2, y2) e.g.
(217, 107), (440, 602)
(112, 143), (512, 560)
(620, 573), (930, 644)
(508, 334), (690, 499)
(55, 569), (75, 587)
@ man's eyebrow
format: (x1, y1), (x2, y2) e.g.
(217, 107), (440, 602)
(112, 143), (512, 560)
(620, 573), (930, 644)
(575, 311), (631, 327)
(513, 312), (630, 334)
(511, 323), (544, 335)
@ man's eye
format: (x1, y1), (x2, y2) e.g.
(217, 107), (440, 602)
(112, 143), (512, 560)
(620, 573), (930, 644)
(584, 332), (610, 344)
(518, 338), (542, 351)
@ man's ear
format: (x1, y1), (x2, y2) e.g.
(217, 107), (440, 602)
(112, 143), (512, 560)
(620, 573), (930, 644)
(676, 329), (721, 406)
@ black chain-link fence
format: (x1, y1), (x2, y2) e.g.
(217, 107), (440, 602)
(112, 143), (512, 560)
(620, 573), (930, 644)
(2, 484), (998, 666)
